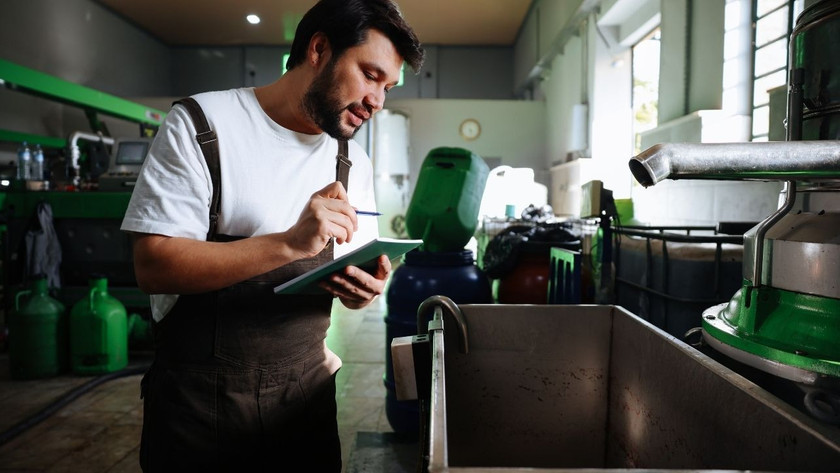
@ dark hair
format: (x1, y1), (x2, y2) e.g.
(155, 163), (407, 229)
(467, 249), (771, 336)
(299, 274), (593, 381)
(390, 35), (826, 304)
(286, 0), (424, 74)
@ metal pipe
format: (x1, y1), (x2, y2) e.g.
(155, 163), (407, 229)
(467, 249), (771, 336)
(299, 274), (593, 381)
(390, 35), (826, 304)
(628, 141), (840, 290)
(427, 317), (448, 472)
(786, 68), (804, 141)
(751, 181), (796, 286)
(417, 295), (468, 354)
(67, 131), (114, 185)
(629, 141), (840, 187)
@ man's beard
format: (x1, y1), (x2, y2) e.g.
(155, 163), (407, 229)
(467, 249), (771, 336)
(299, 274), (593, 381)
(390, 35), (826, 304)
(302, 59), (366, 140)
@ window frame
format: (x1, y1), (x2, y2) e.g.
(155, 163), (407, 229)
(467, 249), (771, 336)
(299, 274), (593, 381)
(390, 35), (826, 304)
(750, 0), (802, 141)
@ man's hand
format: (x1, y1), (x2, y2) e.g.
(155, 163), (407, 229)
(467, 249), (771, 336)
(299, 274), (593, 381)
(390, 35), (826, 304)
(131, 181), (359, 295)
(286, 181), (358, 259)
(319, 255), (391, 309)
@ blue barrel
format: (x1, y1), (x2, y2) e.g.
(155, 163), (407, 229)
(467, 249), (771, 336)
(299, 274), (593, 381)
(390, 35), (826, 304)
(384, 249), (492, 434)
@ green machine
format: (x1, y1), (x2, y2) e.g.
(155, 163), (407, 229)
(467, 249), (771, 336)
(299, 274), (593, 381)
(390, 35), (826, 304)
(0, 59), (166, 318)
(629, 1), (840, 424)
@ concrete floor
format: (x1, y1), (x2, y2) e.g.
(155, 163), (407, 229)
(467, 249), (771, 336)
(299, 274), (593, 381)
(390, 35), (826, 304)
(0, 296), (410, 472)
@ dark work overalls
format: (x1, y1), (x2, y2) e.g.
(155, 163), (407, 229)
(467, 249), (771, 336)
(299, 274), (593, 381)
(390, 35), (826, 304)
(139, 98), (352, 472)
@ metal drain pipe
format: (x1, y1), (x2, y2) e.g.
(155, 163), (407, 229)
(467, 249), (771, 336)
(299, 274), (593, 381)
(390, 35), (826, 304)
(628, 140), (840, 287)
(629, 141), (840, 187)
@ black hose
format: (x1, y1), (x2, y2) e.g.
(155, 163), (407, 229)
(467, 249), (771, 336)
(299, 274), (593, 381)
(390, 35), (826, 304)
(0, 364), (150, 447)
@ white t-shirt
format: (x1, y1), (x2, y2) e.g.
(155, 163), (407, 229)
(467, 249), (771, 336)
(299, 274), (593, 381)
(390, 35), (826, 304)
(121, 88), (378, 321)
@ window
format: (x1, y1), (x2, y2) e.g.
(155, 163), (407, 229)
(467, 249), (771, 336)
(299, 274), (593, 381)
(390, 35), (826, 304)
(632, 28), (661, 153)
(750, 0), (804, 141)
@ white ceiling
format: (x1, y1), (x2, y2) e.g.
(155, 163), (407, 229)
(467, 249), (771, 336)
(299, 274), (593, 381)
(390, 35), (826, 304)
(95, 0), (534, 46)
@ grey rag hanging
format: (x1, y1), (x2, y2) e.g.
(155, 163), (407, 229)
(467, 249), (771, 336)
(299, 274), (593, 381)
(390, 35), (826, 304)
(25, 202), (62, 289)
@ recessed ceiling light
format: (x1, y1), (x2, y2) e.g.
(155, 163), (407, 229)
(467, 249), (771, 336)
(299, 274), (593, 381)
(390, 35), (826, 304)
(246, 14), (261, 25)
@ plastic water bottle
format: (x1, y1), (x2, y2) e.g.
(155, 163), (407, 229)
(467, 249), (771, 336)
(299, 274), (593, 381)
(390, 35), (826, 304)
(31, 145), (45, 181)
(17, 142), (31, 180)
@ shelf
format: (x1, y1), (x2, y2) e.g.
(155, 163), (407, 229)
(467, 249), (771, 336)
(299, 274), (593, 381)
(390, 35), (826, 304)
(0, 58), (166, 131)
(0, 129), (67, 148)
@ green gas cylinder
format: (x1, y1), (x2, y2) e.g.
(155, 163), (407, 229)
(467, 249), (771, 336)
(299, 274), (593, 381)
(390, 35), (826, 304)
(69, 276), (128, 374)
(8, 276), (67, 379)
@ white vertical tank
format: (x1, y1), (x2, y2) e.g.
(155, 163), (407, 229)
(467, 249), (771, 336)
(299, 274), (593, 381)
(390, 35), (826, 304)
(370, 110), (411, 238)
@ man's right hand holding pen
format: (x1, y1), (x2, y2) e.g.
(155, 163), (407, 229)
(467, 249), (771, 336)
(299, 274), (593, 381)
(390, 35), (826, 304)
(287, 181), (359, 259)
(288, 181), (390, 309)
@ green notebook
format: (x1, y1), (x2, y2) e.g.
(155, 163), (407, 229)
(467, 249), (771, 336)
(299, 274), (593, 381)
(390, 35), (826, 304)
(274, 237), (423, 295)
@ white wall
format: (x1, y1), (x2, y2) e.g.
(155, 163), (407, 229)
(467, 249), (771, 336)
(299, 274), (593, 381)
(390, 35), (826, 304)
(583, 16), (634, 199)
(632, 180), (783, 225)
(543, 35), (585, 167)
(657, 0), (689, 123)
(628, 0), (781, 225)
(520, 0), (636, 208)
(688, 0), (725, 112)
(514, 0), (787, 225)
(382, 99), (547, 197)
(658, 0), (726, 119)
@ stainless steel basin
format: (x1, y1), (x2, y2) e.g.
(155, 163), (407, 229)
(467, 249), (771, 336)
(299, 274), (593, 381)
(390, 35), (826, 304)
(426, 302), (840, 472)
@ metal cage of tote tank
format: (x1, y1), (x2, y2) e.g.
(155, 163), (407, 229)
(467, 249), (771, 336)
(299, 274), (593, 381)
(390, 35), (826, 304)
(612, 224), (746, 340)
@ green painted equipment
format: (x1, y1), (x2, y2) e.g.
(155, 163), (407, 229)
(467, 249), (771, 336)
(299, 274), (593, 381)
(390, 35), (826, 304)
(703, 285), (840, 379)
(0, 58), (166, 131)
(629, 0), (840, 423)
(70, 276), (128, 374)
(8, 277), (67, 379)
(406, 147), (489, 252)
(698, 0), (840, 387)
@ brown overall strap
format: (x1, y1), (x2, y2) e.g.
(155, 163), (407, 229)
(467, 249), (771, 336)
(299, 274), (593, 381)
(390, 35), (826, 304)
(336, 139), (351, 191)
(173, 97), (351, 240)
(173, 97), (221, 241)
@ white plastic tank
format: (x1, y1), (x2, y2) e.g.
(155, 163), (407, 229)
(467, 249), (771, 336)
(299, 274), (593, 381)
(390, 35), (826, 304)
(479, 165), (548, 219)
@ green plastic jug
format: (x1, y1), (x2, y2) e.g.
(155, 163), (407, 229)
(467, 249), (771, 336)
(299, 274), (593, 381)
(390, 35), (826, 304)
(406, 147), (489, 252)
(8, 276), (67, 379)
(70, 276), (128, 374)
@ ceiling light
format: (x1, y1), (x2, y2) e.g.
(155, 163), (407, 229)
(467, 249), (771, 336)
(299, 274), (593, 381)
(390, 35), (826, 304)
(246, 14), (261, 25)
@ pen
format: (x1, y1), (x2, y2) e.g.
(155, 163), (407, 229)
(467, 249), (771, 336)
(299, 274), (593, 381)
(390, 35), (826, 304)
(355, 210), (383, 216)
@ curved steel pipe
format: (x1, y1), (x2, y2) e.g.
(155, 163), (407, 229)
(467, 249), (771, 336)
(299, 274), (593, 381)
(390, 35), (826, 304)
(629, 141), (840, 187)
(417, 295), (468, 354)
(67, 131), (114, 185)
(750, 181), (795, 286)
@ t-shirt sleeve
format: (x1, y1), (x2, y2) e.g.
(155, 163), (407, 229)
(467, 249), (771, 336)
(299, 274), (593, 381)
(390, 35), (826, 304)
(120, 104), (213, 240)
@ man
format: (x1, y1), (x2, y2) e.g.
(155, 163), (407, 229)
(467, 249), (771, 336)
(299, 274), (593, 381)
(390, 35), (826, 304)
(120, 0), (423, 470)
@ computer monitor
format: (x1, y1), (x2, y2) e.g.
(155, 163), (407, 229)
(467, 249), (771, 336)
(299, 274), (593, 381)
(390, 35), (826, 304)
(111, 137), (152, 170)
(114, 139), (151, 166)
(99, 137), (153, 191)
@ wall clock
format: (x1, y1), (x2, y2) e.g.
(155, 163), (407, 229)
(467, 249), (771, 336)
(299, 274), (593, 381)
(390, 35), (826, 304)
(459, 118), (481, 141)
